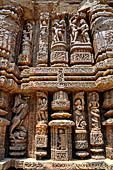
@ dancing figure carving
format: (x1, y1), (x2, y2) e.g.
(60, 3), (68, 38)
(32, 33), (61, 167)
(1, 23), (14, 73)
(10, 94), (29, 140)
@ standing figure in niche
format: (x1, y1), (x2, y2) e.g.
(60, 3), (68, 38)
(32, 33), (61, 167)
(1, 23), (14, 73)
(57, 128), (66, 150)
(74, 98), (86, 129)
(37, 96), (48, 122)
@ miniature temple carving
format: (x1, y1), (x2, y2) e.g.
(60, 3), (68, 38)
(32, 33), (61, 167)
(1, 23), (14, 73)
(9, 94), (29, 157)
(73, 92), (89, 158)
(49, 91), (74, 161)
(1, 0), (113, 169)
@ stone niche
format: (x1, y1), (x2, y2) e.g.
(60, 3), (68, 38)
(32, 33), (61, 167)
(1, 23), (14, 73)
(1, 0), (113, 170)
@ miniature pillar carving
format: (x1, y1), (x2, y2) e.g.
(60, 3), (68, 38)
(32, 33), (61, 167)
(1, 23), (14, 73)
(49, 91), (74, 161)
(35, 92), (48, 159)
(0, 91), (10, 160)
(51, 14), (68, 67)
(103, 90), (113, 159)
(70, 13), (93, 66)
(9, 94), (29, 157)
(73, 92), (89, 158)
(87, 92), (104, 159)
(18, 21), (33, 68)
(37, 13), (49, 67)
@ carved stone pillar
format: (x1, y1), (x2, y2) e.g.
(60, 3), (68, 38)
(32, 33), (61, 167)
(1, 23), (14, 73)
(70, 13), (93, 66)
(89, 2), (113, 63)
(49, 91), (74, 161)
(18, 21), (33, 69)
(0, 91), (10, 160)
(103, 90), (113, 159)
(87, 92), (104, 159)
(73, 92), (89, 158)
(0, 5), (23, 63)
(35, 92), (48, 159)
(37, 13), (49, 67)
(9, 94), (29, 157)
(50, 14), (68, 67)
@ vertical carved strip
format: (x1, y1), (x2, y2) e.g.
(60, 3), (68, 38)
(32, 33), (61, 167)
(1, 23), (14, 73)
(35, 92), (48, 159)
(73, 92), (89, 158)
(9, 94), (29, 157)
(0, 91), (10, 160)
(103, 90), (113, 159)
(50, 14), (68, 67)
(36, 13), (49, 67)
(87, 92), (104, 159)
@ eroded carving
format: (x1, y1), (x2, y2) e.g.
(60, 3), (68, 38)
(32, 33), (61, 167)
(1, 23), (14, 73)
(9, 94), (29, 157)
(73, 92), (89, 158)
(35, 92), (48, 159)
(88, 92), (104, 159)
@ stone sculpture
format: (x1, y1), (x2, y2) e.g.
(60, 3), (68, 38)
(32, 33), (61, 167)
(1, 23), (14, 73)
(1, 0), (113, 169)
(9, 94), (29, 157)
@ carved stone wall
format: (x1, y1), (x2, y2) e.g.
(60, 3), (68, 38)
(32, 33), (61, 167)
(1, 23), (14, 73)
(1, 0), (113, 170)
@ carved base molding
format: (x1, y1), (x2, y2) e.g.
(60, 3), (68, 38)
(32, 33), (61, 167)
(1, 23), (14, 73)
(1, 158), (113, 170)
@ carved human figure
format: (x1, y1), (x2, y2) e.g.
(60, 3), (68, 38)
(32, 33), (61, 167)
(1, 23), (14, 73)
(23, 22), (33, 41)
(10, 94), (29, 139)
(88, 99), (100, 130)
(52, 18), (66, 43)
(80, 19), (90, 43)
(37, 96), (48, 122)
(57, 128), (66, 150)
(40, 14), (48, 37)
(74, 98), (86, 129)
(70, 16), (80, 42)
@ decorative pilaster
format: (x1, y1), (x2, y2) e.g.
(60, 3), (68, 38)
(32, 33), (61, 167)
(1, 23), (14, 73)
(9, 94), (29, 157)
(89, 1), (113, 63)
(0, 91), (10, 160)
(18, 21), (33, 69)
(73, 92), (89, 158)
(35, 92), (48, 159)
(37, 13), (49, 67)
(70, 13), (93, 66)
(103, 90), (113, 159)
(0, 5), (23, 62)
(50, 14), (68, 67)
(87, 92), (104, 159)
(49, 91), (74, 161)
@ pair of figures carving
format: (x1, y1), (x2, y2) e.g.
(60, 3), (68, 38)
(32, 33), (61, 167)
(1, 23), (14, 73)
(52, 18), (66, 43)
(70, 13), (90, 43)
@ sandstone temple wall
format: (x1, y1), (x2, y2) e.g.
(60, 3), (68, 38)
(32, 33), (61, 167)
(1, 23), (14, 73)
(1, 0), (113, 170)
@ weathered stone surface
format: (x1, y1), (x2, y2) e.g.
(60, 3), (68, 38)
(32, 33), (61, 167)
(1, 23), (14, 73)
(1, 0), (113, 169)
